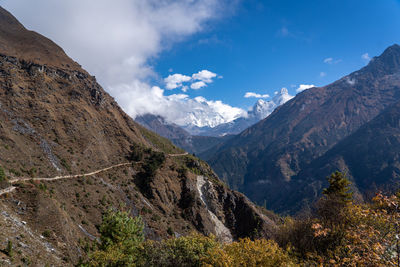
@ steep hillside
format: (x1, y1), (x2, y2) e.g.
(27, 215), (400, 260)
(0, 7), (81, 70)
(206, 44), (400, 211)
(282, 98), (400, 212)
(0, 7), (276, 266)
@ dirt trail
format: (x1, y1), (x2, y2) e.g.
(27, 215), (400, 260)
(0, 186), (16, 196)
(0, 152), (190, 196)
(0, 163), (131, 196)
(9, 162), (132, 184)
(167, 152), (189, 157)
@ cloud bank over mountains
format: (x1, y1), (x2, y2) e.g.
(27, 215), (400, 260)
(2, 0), (313, 129)
(111, 81), (246, 128)
(2, 0), (244, 126)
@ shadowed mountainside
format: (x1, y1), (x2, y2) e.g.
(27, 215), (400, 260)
(205, 44), (400, 213)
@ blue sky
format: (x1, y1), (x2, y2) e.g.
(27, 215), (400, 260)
(155, 0), (400, 108)
(2, 0), (400, 127)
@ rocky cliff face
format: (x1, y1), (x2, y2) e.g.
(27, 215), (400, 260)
(0, 7), (276, 266)
(206, 44), (400, 212)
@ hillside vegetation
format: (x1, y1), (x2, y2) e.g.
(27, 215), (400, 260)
(72, 172), (400, 266)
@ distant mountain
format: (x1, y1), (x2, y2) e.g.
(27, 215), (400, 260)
(135, 88), (293, 154)
(135, 114), (232, 154)
(136, 88), (292, 153)
(183, 88), (294, 136)
(205, 44), (400, 213)
(286, 98), (400, 212)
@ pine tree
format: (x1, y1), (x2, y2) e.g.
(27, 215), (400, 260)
(317, 171), (353, 226)
(322, 171), (353, 204)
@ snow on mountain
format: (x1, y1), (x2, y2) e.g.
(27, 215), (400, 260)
(250, 87), (294, 120)
(135, 87), (294, 137)
(181, 87), (294, 136)
(172, 96), (246, 128)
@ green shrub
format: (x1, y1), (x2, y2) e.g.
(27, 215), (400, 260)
(142, 151), (165, 177)
(6, 240), (13, 258)
(99, 209), (144, 249)
(84, 209), (144, 266)
(223, 238), (295, 267)
(135, 150), (166, 198)
(42, 230), (52, 238)
(127, 144), (144, 162)
(0, 166), (6, 181)
(60, 158), (71, 172)
(137, 233), (223, 267)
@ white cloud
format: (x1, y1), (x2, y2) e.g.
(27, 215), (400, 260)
(2, 0), (240, 128)
(4, 0), (228, 86)
(164, 73), (191, 89)
(324, 57), (342, 64)
(244, 92), (270, 98)
(320, 72), (327, 77)
(192, 70), (217, 83)
(361, 53), (371, 61)
(191, 81), (207, 90)
(164, 69), (219, 91)
(110, 81), (245, 128)
(296, 84), (315, 93)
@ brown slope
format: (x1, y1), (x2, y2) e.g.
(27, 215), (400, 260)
(206, 44), (400, 211)
(0, 5), (179, 175)
(0, 6), (81, 70)
(282, 98), (400, 213)
(0, 7), (276, 266)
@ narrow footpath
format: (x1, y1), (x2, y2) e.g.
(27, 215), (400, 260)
(0, 152), (190, 196)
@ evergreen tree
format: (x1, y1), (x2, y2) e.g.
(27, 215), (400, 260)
(317, 171), (353, 226)
(99, 209), (144, 251)
(322, 171), (353, 204)
(85, 209), (144, 266)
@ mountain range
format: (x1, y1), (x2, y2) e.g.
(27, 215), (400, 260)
(205, 44), (400, 213)
(181, 87), (294, 137)
(135, 88), (294, 154)
(135, 114), (232, 154)
(137, 87), (293, 137)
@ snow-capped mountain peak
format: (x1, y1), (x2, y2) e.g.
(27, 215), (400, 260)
(136, 87), (294, 137)
(249, 87), (294, 120)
